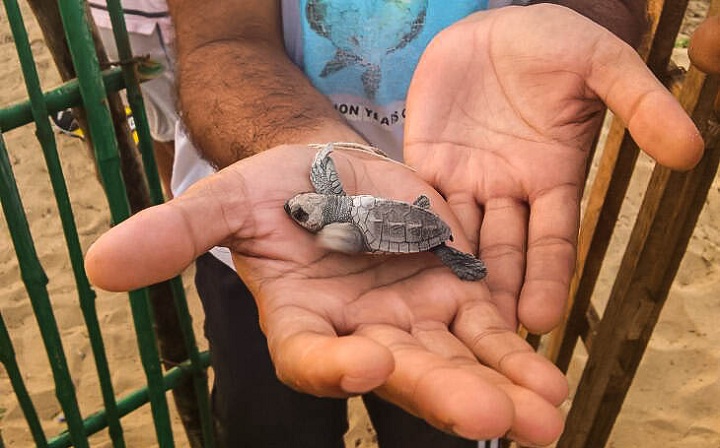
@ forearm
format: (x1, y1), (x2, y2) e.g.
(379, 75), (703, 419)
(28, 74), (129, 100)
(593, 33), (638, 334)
(177, 40), (363, 169)
(169, 0), (362, 169)
(524, 0), (648, 47)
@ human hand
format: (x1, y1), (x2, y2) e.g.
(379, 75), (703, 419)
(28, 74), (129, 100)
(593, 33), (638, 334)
(86, 145), (567, 444)
(404, 4), (704, 333)
(689, 13), (720, 74)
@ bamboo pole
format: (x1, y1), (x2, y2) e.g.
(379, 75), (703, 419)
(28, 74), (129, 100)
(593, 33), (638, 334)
(547, 0), (691, 370)
(557, 65), (720, 448)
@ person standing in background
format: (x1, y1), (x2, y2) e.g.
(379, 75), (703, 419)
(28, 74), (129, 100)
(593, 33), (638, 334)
(89, 0), (178, 198)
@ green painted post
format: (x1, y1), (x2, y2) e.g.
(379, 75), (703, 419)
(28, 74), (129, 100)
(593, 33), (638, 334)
(168, 277), (216, 447)
(0, 130), (88, 448)
(0, 312), (49, 448)
(54, 0), (175, 445)
(2, 0), (127, 445)
(103, 1), (216, 445)
(47, 352), (211, 448)
(0, 67), (127, 132)
(1, 1), (215, 445)
(103, 0), (164, 206)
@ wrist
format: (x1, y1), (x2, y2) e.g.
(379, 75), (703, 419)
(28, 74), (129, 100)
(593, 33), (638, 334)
(286, 120), (368, 149)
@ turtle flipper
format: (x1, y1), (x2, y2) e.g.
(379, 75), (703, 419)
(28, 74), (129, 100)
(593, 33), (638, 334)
(412, 195), (430, 209)
(318, 222), (365, 253)
(431, 244), (487, 281)
(361, 65), (381, 101)
(320, 49), (361, 78)
(311, 144), (346, 195)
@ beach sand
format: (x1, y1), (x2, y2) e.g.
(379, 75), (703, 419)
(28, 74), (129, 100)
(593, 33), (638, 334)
(0, 1), (718, 446)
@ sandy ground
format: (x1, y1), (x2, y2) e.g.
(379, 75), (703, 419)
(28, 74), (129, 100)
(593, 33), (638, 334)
(0, 1), (718, 447)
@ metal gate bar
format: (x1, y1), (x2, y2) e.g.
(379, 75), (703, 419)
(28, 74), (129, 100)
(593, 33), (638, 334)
(0, 0), (214, 445)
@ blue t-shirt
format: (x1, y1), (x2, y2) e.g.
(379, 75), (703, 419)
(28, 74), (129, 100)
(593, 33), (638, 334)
(282, 0), (513, 159)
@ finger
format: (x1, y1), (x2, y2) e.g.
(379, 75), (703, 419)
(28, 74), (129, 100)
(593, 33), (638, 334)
(85, 170), (251, 291)
(444, 191), (483, 251)
(411, 323), (565, 445)
(479, 197), (529, 328)
(520, 184), (578, 333)
(689, 15), (720, 74)
(361, 325), (516, 440)
(265, 306), (394, 397)
(86, 145), (326, 291)
(452, 300), (569, 406)
(499, 383), (565, 446)
(588, 32), (704, 169)
(411, 320), (479, 360)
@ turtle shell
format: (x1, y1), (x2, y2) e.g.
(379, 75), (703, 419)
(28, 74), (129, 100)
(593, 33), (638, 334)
(348, 195), (451, 253)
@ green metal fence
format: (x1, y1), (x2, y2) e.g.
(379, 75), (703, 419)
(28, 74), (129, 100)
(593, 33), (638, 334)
(0, 1), (214, 446)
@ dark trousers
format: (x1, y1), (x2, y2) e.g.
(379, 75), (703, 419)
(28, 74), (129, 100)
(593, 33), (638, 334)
(195, 252), (478, 448)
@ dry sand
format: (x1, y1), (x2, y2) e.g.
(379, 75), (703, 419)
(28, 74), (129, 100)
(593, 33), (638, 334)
(0, 1), (718, 447)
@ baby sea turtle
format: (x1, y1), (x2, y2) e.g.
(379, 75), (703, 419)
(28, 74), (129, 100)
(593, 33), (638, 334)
(284, 143), (487, 281)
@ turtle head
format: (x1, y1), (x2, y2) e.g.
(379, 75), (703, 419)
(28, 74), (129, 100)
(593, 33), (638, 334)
(284, 192), (330, 233)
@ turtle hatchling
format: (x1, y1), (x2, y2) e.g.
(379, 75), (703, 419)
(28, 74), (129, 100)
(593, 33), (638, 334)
(284, 143), (487, 281)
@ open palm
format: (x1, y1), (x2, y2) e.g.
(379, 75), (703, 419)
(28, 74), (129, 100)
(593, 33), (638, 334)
(405, 4), (703, 333)
(86, 144), (567, 444)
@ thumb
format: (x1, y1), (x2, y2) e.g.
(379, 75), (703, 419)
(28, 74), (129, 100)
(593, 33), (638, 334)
(85, 175), (247, 291)
(689, 14), (720, 75)
(587, 33), (704, 170)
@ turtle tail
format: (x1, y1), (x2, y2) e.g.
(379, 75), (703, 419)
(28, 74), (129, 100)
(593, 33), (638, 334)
(431, 244), (487, 281)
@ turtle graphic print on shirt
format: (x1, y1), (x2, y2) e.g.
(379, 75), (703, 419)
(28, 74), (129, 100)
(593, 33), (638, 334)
(300, 0), (485, 104)
(281, 0), (509, 158)
(305, 0), (430, 101)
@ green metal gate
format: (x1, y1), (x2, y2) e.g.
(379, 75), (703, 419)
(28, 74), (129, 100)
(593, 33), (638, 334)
(0, 0), (214, 446)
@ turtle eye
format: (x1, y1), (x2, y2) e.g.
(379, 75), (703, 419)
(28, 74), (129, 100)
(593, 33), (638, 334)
(292, 207), (309, 223)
